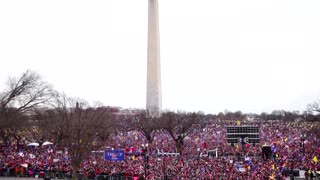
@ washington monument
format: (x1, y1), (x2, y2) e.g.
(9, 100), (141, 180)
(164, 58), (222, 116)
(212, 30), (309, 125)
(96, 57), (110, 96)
(146, 0), (162, 116)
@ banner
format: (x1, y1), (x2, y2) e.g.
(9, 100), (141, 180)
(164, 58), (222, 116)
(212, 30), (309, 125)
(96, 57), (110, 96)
(104, 150), (125, 161)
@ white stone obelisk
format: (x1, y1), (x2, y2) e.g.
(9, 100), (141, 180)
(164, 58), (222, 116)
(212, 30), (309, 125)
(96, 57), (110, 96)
(146, 0), (162, 116)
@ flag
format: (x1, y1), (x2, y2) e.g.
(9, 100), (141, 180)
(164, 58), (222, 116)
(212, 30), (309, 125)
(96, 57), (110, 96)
(250, 164), (254, 171)
(236, 120), (241, 126)
(313, 156), (318, 163)
(195, 137), (199, 143)
(270, 172), (275, 179)
(282, 162), (286, 167)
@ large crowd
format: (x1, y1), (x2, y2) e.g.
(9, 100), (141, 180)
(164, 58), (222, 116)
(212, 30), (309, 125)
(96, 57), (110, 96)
(0, 119), (319, 180)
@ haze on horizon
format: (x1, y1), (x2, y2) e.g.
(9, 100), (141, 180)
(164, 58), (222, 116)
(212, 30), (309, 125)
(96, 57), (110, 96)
(1, 0), (320, 114)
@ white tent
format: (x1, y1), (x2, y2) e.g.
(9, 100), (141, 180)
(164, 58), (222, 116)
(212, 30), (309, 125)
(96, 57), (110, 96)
(42, 141), (53, 146)
(27, 142), (39, 146)
(21, 164), (28, 168)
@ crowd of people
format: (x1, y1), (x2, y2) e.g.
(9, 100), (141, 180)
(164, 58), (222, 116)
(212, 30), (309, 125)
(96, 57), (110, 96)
(0, 119), (319, 180)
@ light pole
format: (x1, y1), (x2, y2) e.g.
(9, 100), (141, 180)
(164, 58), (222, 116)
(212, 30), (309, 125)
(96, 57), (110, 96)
(141, 143), (149, 179)
(300, 133), (306, 153)
(163, 155), (167, 180)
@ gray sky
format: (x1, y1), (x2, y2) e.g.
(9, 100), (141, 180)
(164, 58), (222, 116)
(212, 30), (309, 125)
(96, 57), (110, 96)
(1, 0), (320, 114)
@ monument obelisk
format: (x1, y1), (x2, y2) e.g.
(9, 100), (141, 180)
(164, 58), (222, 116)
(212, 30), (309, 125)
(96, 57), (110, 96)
(146, 0), (162, 116)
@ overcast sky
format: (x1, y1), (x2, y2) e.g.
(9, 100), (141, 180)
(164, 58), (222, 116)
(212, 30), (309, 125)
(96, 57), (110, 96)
(1, 0), (320, 114)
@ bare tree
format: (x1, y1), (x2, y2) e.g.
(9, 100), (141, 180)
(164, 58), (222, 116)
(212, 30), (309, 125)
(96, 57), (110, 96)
(31, 108), (61, 145)
(0, 113), (28, 146)
(160, 111), (198, 153)
(134, 110), (159, 144)
(42, 93), (113, 180)
(307, 100), (320, 114)
(0, 70), (53, 142)
(94, 106), (115, 144)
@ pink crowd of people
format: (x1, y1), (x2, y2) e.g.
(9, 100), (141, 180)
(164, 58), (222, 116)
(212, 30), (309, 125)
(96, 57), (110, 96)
(0, 120), (319, 179)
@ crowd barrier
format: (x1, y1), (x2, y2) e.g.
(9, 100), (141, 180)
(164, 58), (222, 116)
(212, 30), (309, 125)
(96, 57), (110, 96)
(0, 171), (140, 180)
(1, 169), (318, 180)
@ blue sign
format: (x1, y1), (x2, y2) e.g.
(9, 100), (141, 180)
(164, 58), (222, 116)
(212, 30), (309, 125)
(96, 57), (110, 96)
(104, 150), (125, 161)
